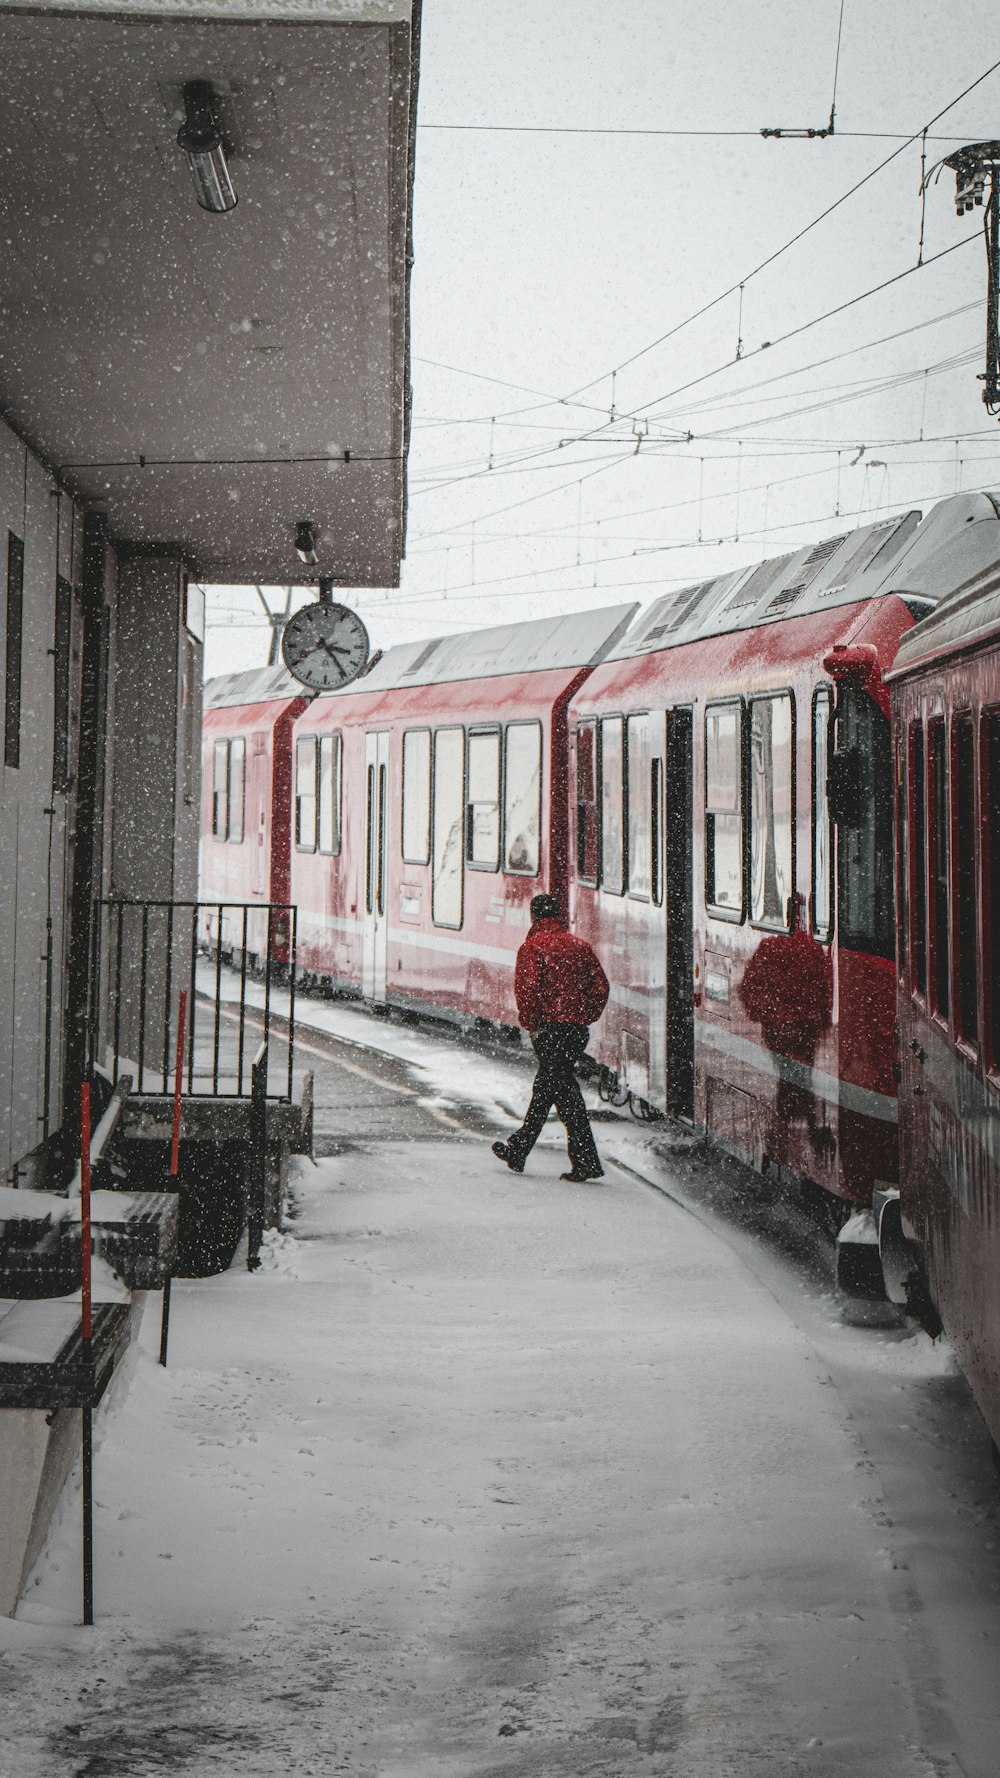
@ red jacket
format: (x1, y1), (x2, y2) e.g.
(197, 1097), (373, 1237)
(514, 918), (610, 1031)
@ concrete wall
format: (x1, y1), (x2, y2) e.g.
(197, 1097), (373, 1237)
(0, 418), (85, 1184)
(1, 440), (202, 1177)
(102, 555), (203, 1079)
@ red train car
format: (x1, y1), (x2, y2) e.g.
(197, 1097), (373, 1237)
(885, 492), (1000, 1446)
(566, 494), (1000, 1207)
(288, 606), (636, 1021)
(200, 667), (307, 961)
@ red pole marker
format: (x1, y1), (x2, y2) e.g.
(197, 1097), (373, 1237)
(80, 1082), (92, 1342)
(170, 989), (187, 1177)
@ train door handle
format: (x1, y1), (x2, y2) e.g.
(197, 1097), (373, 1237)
(909, 1038), (927, 1064)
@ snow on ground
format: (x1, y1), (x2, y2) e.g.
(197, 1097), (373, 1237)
(1, 986), (997, 1774)
(0, 1134), (987, 1775)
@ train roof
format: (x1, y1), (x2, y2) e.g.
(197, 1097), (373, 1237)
(606, 492), (1000, 661)
(888, 494), (1000, 679)
(204, 606), (637, 712)
(310, 602), (639, 699)
(203, 665), (304, 710)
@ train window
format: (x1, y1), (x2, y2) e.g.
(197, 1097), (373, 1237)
(318, 733), (342, 855)
(909, 722), (927, 996)
(928, 718), (949, 1018)
(837, 686), (894, 961)
(986, 712), (1000, 1068)
(228, 737), (245, 845)
(705, 702), (743, 919)
(402, 729), (431, 865)
(600, 716), (626, 894)
(811, 690), (833, 941)
(432, 726), (465, 926)
(576, 720), (599, 885)
(52, 575), (73, 794)
(750, 693), (794, 930)
(4, 532), (24, 769)
(466, 729), (501, 869)
(627, 714), (651, 900)
(954, 715), (978, 1044)
(212, 739), (229, 839)
(295, 735), (318, 853)
(504, 722), (542, 876)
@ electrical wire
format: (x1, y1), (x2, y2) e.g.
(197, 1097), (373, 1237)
(417, 124), (970, 142)
(408, 244), (980, 501)
(495, 50), (1000, 416)
(568, 236), (981, 449)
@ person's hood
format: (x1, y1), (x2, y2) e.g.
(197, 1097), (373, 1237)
(527, 917), (567, 939)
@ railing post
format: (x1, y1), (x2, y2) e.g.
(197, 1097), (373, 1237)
(80, 1083), (94, 1627)
(247, 1041), (268, 1270)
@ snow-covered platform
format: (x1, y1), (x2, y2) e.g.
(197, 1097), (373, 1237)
(3, 1105), (997, 1776)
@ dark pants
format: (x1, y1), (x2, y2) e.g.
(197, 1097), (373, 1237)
(508, 1022), (601, 1174)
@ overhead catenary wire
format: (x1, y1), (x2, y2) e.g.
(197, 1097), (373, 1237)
(409, 243), (982, 503)
(569, 236), (981, 449)
(406, 448), (1000, 553)
(333, 476), (1000, 611)
(411, 301), (984, 437)
(416, 124), (974, 142)
(530, 48), (1000, 411)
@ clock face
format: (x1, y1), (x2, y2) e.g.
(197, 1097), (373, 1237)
(281, 601), (370, 691)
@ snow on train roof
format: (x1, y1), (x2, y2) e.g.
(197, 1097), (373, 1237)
(312, 602), (639, 698)
(888, 492), (1000, 677)
(203, 665), (304, 710)
(203, 604), (637, 710)
(608, 492), (1000, 660)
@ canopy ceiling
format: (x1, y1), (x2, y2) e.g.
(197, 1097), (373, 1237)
(0, 1), (417, 584)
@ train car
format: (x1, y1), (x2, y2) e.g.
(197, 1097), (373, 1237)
(200, 666), (308, 962)
(566, 493), (1000, 1209)
(883, 497), (1000, 1446)
(287, 606), (636, 1022)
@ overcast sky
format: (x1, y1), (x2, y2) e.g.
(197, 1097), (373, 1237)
(204, 0), (1000, 675)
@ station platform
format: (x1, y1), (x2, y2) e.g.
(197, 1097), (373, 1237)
(1, 1009), (998, 1778)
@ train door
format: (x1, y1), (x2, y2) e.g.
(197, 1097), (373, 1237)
(363, 731), (390, 1002)
(252, 745), (268, 896)
(647, 713), (668, 1108)
(666, 708), (694, 1119)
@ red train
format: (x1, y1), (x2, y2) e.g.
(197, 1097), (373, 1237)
(201, 665), (307, 963)
(568, 493), (1000, 1208)
(882, 495), (1000, 1449)
(200, 491), (1000, 1448)
(201, 607), (638, 1014)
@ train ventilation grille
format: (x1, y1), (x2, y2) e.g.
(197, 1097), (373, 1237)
(722, 552), (795, 612)
(814, 516), (903, 595)
(641, 578), (722, 643)
(763, 531), (851, 613)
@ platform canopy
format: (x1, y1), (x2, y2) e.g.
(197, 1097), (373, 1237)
(0, 0), (417, 584)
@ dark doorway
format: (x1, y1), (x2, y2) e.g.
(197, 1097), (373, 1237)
(666, 707), (694, 1119)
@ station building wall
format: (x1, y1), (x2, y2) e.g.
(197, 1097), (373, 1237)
(0, 412), (202, 1186)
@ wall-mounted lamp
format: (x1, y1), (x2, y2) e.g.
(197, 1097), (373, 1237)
(294, 520), (319, 566)
(177, 81), (237, 214)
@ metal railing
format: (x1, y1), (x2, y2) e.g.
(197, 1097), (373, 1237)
(90, 899), (297, 1101)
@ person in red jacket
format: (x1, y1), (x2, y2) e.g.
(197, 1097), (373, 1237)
(492, 894), (609, 1182)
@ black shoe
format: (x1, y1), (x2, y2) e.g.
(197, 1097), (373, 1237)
(561, 1167), (604, 1182)
(492, 1140), (525, 1173)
